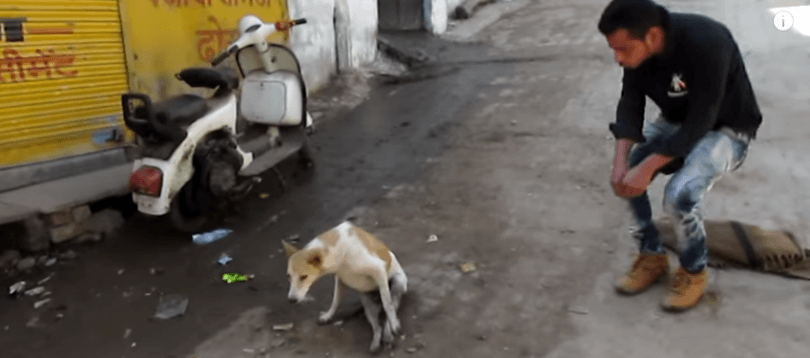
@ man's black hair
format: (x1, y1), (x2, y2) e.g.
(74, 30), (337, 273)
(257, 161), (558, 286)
(598, 0), (670, 39)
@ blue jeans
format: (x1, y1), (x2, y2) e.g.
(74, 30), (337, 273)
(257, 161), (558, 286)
(627, 116), (751, 273)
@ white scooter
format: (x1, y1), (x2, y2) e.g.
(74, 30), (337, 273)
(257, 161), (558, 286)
(122, 16), (313, 232)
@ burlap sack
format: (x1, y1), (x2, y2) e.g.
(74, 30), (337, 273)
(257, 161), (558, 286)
(655, 217), (810, 280)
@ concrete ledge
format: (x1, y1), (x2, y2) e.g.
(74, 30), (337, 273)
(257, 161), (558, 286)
(0, 202), (38, 226)
(0, 146), (136, 193)
(0, 162), (133, 226)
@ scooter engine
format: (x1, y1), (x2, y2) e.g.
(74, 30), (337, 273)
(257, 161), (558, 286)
(193, 134), (257, 208)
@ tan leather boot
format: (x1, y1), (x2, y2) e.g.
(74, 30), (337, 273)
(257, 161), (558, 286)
(614, 253), (669, 295)
(660, 267), (708, 311)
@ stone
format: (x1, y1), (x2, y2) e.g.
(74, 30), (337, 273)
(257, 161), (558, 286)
(47, 210), (74, 227)
(0, 250), (21, 269)
(20, 217), (50, 252)
(74, 232), (103, 244)
(50, 223), (88, 244)
(16, 257), (36, 271)
(71, 205), (92, 223)
(83, 209), (125, 239)
(60, 250), (77, 260)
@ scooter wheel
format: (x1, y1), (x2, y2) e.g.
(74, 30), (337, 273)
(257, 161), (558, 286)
(168, 186), (212, 233)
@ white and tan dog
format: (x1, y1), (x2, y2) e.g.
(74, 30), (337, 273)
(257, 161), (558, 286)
(283, 220), (408, 352)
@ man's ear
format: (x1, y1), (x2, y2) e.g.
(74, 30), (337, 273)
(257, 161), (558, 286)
(645, 26), (665, 50)
(282, 241), (299, 258)
(307, 252), (322, 268)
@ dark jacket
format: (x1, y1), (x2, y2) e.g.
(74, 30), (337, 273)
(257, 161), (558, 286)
(609, 11), (763, 158)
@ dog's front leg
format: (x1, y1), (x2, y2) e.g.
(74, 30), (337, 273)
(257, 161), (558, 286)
(318, 276), (344, 324)
(373, 269), (401, 335)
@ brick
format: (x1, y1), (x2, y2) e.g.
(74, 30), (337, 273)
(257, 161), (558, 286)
(47, 210), (74, 227)
(49, 223), (89, 244)
(71, 205), (92, 223)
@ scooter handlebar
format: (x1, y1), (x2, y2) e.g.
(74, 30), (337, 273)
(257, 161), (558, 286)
(275, 18), (307, 31)
(211, 45), (237, 66)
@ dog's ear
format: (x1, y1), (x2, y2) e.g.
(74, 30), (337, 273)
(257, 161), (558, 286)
(307, 253), (322, 268)
(282, 241), (299, 258)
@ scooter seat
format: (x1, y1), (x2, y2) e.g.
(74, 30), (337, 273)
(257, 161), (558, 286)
(139, 94), (209, 127)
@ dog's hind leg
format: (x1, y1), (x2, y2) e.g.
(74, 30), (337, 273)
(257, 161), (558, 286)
(389, 273), (407, 311)
(373, 268), (401, 336)
(381, 274), (407, 349)
(381, 315), (395, 349)
(360, 293), (384, 353)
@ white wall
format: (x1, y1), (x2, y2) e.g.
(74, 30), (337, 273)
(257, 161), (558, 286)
(424, 0), (448, 34)
(286, 0), (337, 93)
(349, 0), (379, 68)
(286, 0), (380, 92)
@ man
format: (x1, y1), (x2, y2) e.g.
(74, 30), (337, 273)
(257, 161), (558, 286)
(598, 0), (763, 311)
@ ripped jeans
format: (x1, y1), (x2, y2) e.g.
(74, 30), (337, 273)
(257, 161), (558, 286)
(628, 116), (751, 273)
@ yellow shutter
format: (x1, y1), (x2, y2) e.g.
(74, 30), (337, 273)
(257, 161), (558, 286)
(0, 0), (133, 168)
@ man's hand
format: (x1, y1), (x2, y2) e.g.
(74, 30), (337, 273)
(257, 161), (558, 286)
(618, 165), (653, 198)
(611, 160), (629, 196)
(611, 138), (635, 197)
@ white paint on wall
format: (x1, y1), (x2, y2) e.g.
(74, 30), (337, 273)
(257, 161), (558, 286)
(349, 0), (379, 68)
(286, 0), (337, 93)
(285, 0), (380, 92)
(424, 0), (448, 34)
(336, 0), (379, 70)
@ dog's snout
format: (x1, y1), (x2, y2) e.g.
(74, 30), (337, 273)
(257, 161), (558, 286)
(288, 297), (297, 303)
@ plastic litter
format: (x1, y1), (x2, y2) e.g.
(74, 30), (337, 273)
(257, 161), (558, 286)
(37, 274), (54, 285)
(192, 228), (233, 245)
(218, 254), (232, 265)
(154, 294), (189, 320)
(272, 323), (294, 331)
(34, 298), (52, 309)
(427, 235), (439, 243)
(25, 287), (46, 296)
(222, 273), (254, 284)
(9, 281), (25, 296)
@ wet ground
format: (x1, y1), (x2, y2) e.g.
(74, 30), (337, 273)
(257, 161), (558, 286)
(3, 0), (810, 357)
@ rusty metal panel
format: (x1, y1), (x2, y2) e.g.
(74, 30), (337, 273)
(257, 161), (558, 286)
(0, 0), (134, 168)
(119, 0), (288, 102)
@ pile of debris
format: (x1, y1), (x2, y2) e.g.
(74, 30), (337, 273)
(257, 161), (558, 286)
(0, 205), (125, 276)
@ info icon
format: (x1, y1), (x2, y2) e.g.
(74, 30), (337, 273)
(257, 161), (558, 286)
(773, 10), (794, 32)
